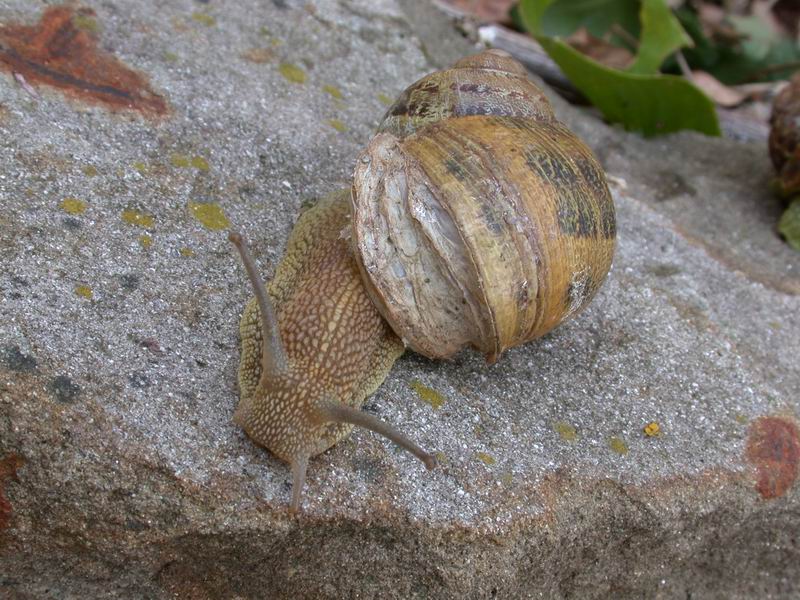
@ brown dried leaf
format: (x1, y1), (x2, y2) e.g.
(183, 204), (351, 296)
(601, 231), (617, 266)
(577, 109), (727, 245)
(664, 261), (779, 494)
(696, 1), (745, 43)
(691, 70), (748, 107)
(566, 27), (634, 70)
(773, 0), (800, 37)
(751, 0), (786, 37)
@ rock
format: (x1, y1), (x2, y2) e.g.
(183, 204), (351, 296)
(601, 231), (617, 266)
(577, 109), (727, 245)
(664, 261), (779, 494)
(1, 1), (798, 598)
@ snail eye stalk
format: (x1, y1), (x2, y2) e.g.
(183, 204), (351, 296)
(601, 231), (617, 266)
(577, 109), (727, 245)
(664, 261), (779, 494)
(229, 231), (288, 380)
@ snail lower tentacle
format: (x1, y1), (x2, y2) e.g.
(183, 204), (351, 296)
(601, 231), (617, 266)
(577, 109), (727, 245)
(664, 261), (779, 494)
(317, 401), (438, 470)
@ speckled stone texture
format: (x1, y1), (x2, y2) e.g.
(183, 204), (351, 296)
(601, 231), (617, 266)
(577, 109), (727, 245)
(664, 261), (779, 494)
(1, 0), (799, 598)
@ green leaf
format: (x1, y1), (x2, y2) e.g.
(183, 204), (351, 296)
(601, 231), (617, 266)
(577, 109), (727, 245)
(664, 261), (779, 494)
(537, 36), (720, 136)
(668, 7), (721, 73)
(538, 0), (640, 42)
(519, 0), (720, 137)
(778, 198), (800, 252)
(520, 0), (555, 34)
(729, 15), (774, 62)
(628, 0), (693, 74)
(673, 7), (800, 84)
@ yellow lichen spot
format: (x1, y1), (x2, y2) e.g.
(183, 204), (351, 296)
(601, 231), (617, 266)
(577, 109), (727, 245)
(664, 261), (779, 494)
(132, 161), (148, 174)
(377, 93), (393, 106)
(170, 154), (190, 168)
(643, 421), (661, 437)
(322, 84), (343, 99)
(609, 436), (629, 455)
(188, 202), (230, 231)
(279, 63), (306, 84)
(164, 51), (179, 63)
(60, 198), (86, 215)
(410, 380), (445, 410)
(82, 165), (98, 177)
(435, 451), (448, 464)
(191, 156), (210, 171)
(139, 234), (153, 249)
(735, 413), (749, 425)
(75, 285), (93, 299)
(72, 14), (100, 33)
(476, 452), (496, 466)
(554, 421), (578, 442)
(121, 209), (155, 229)
(326, 119), (347, 133)
(191, 12), (216, 26)
(500, 472), (513, 486)
(179, 247), (195, 257)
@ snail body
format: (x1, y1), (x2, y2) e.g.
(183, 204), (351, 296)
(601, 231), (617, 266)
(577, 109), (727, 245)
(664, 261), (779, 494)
(230, 192), (433, 511)
(230, 50), (615, 511)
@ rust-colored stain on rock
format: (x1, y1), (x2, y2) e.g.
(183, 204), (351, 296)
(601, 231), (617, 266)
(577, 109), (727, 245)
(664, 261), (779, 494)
(0, 6), (168, 116)
(745, 416), (800, 500)
(0, 454), (24, 531)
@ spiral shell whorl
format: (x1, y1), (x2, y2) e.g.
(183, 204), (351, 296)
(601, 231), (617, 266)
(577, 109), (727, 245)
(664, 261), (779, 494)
(378, 49), (555, 139)
(352, 51), (615, 362)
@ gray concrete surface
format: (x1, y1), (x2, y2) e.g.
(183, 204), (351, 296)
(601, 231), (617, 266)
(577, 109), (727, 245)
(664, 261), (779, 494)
(1, 0), (798, 598)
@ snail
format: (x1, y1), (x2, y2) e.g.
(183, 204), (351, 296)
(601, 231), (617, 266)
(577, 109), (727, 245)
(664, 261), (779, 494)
(229, 49), (616, 511)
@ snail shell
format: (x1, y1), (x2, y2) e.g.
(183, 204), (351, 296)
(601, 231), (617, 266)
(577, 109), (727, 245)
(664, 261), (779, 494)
(352, 50), (616, 363)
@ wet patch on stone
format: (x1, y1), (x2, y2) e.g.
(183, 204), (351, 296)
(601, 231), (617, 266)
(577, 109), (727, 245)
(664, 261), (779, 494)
(63, 216), (82, 231)
(138, 337), (164, 355)
(647, 263), (682, 278)
(352, 456), (388, 485)
(49, 374), (81, 403)
(119, 273), (141, 292)
(0, 6), (169, 117)
(746, 416), (800, 500)
(129, 371), (150, 389)
(648, 170), (697, 201)
(2, 345), (37, 373)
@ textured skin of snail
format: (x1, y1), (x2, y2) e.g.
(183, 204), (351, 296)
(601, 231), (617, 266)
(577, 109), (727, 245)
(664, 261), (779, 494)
(231, 50), (615, 510)
(235, 191), (404, 462)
